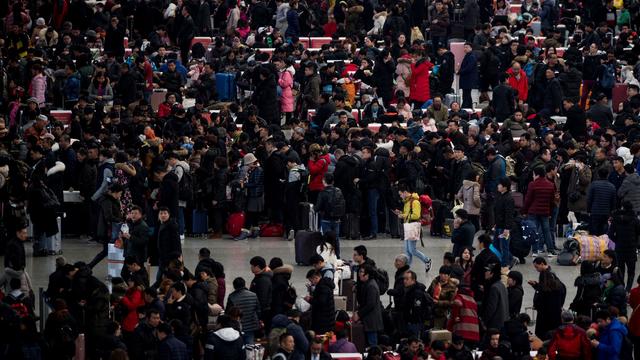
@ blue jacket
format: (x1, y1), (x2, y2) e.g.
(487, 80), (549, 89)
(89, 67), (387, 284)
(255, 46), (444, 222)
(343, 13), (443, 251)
(587, 179), (617, 215)
(158, 334), (189, 360)
(285, 9), (300, 38)
(63, 72), (81, 101)
(459, 53), (479, 90)
(597, 317), (628, 360)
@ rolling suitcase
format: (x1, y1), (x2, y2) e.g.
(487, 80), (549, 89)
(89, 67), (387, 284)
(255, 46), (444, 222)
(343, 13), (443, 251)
(444, 93), (461, 107)
(216, 73), (237, 101)
(388, 209), (403, 238)
(613, 83), (628, 113)
(226, 212), (245, 238)
(298, 202), (318, 231)
(192, 209), (208, 235)
(340, 278), (356, 311)
(44, 216), (62, 255)
(344, 213), (360, 239)
(349, 321), (366, 352)
(294, 230), (321, 265)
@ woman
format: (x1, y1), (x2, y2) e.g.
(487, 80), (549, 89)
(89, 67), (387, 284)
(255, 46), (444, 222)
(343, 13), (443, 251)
(29, 63), (46, 108)
(570, 260), (602, 317)
(395, 185), (432, 272)
(428, 266), (459, 329)
(87, 72), (114, 104)
(236, 153), (264, 240)
(395, 52), (412, 99)
(114, 152), (136, 214)
(157, 92), (179, 118)
(409, 52), (434, 108)
(354, 57), (375, 88)
(44, 299), (78, 360)
(455, 171), (481, 232)
(119, 275), (145, 347)
(455, 247), (474, 288)
(449, 285), (480, 347)
(317, 231), (339, 268)
(275, 57), (295, 125)
(533, 270), (564, 340)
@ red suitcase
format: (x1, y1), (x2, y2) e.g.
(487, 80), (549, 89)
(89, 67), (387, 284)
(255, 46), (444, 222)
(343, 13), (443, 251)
(226, 212), (245, 237)
(613, 83), (628, 113)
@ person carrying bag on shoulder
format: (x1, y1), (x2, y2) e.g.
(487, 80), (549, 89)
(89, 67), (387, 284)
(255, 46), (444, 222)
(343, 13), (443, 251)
(395, 184), (432, 273)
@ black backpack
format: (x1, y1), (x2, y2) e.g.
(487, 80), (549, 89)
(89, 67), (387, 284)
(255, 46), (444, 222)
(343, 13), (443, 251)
(373, 267), (390, 294)
(329, 187), (346, 218)
(177, 165), (194, 204)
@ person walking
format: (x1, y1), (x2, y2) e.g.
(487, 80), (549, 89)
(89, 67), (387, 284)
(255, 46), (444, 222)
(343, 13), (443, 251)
(493, 178), (516, 267)
(587, 168), (617, 236)
(395, 185), (432, 272)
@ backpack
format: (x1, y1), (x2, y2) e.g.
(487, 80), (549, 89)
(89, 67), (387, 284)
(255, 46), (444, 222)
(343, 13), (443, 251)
(471, 162), (486, 179)
(294, 168), (309, 199)
(9, 302), (29, 318)
(329, 187), (346, 218)
(177, 165), (194, 204)
(600, 63), (616, 89)
(373, 267), (390, 294)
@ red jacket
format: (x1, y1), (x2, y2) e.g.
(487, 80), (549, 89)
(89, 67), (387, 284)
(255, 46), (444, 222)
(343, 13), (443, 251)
(410, 60), (433, 103)
(120, 288), (145, 332)
(548, 324), (592, 360)
(449, 292), (480, 342)
(506, 68), (528, 102)
(308, 154), (331, 192)
(522, 177), (556, 216)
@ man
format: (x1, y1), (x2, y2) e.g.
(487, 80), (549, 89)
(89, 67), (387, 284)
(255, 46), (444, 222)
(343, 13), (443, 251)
(483, 262), (509, 331)
(450, 146), (473, 199)
(155, 164), (180, 220)
(528, 257), (566, 339)
(154, 207), (181, 284)
(492, 73), (517, 122)
(480, 329), (513, 359)
(587, 93), (614, 128)
(165, 282), (193, 334)
(122, 206), (149, 266)
(308, 338), (332, 360)
(227, 277), (260, 345)
(352, 265), (384, 346)
(608, 156), (626, 191)
(121, 256), (150, 288)
(592, 310), (628, 360)
(131, 309), (161, 359)
(548, 311), (592, 360)
(91, 149), (115, 203)
(563, 98), (587, 141)
(360, 146), (387, 240)
(249, 256), (273, 329)
(587, 168), (617, 235)
(430, 0), (450, 53)
(2, 220), (29, 292)
(58, 134), (77, 189)
(157, 322), (188, 360)
(273, 333), (295, 360)
(177, 6), (195, 65)
(352, 245), (376, 284)
(507, 61), (528, 104)
(400, 270), (431, 338)
(426, 96), (449, 129)
(494, 177), (516, 267)
(88, 184), (124, 269)
(522, 166), (556, 256)
(204, 315), (244, 360)
(451, 209), (475, 258)
(470, 234), (500, 302)
(305, 270), (336, 334)
(310, 255), (335, 280)
(315, 173), (345, 256)
(167, 152), (191, 241)
(264, 139), (287, 225)
(618, 164), (640, 214)
(436, 46), (455, 96)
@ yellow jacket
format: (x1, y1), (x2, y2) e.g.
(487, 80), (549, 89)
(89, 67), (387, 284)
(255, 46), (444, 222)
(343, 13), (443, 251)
(402, 193), (421, 223)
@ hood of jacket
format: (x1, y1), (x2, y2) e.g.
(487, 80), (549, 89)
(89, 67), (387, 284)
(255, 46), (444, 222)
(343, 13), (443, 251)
(272, 314), (291, 328)
(273, 264), (294, 275)
(214, 327), (241, 341)
(404, 192), (419, 203)
(462, 179), (479, 188)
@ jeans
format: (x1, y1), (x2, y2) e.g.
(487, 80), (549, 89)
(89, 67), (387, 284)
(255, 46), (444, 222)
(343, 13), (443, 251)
(367, 189), (380, 237)
(406, 323), (424, 339)
(178, 207), (185, 236)
(366, 331), (378, 346)
(529, 215), (554, 253)
(494, 228), (512, 267)
(320, 220), (341, 258)
(590, 214), (609, 236)
(404, 239), (430, 265)
(242, 331), (255, 345)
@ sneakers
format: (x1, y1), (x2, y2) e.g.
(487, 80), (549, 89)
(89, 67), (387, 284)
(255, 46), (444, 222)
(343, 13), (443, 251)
(425, 258), (432, 273)
(287, 230), (295, 241)
(547, 250), (558, 257)
(362, 234), (377, 240)
(234, 229), (250, 241)
(531, 251), (540, 258)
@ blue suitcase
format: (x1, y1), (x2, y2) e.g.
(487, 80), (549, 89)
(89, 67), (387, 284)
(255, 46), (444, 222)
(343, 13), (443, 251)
(216, 73), (236, 101)
(192, 209), (208, 234)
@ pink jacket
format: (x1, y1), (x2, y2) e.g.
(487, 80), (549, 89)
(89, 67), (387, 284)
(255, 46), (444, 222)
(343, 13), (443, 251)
(30, 74), (47, 107)
(278, 68), (295, 113)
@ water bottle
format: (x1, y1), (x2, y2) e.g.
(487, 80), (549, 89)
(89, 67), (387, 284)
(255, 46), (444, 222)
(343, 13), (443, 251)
(121, 223), (129, 234)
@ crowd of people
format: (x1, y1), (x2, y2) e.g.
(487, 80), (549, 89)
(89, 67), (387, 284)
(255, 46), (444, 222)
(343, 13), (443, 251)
(1, 0), (640, 358)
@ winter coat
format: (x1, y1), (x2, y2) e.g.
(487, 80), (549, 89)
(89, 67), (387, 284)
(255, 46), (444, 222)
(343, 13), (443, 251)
(30, 73), (46, 107)
(564, 104), (587, 140)
(311, 277), (336, 333)
(356, 278), (384, 332)
(328, 338), (358, 353)
(494, 191), (515, 230)
(402, 282), (432, 326)
(373, 59), (396, 103)
(482, 279), (509, 331)
(618, 173), (640, 213)
(470, 249), (499, 300)
(566, 165), (592, 213)
(456, 180), (481, 216)
(523, 177), (556, 216)
(508, 285), (524, 318)
(63, 73), (81, 102)
(253, 73), (280, 125)
(285, 8), (300, 38)
(542, 78), (564, 114)
(124, 219), (150, 265)
(558, 67), (583, 103)
(120, 287), (145, 332)
(430, 9), (450, 37)
(429, 278), (458, 327)
(4, 237), (25, 272)
(450, 292), (480, 342)
(158, 171), (180, 219)
(464, 0), (481, 30)
(609, 209), (640, 260)
(271, 265), (294, 315)
(409, 59), (433, 103)
(271, 314), (309, 360)
(387, 265), (411, 306)
(334, 155), (361, 213)
(87, 82), (114, 103)
(177, 15), (196, 45)
(587, 179), (617, 215)
(571, 272), (602, 317)
(308, 154), (331, 192)
(303, 74), (321, 108)
(227, 288), (260, 332)
(158, 334), (189, 360)
(278, 68), (295, 113)
(395, 58), (412, 98)
(596, 317), (628, 360)
(506, 68), (528, 102)
(459, 53), (479, 90)
(548, 324), (592, 360)
(250, 271), (273, 313)
(96, 193), (122, 243)
(204, 327), (245, 360)
(533, 281), (564, 340)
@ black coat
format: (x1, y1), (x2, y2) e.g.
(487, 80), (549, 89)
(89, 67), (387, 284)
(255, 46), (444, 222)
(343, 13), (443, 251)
(470, 248), (500, 301)
(373, 59), (396, 103)
(158, 172), (180, 219)
(334, 155), (361, 213)
(609, 209), (640, 260)
(205, 328), (245, 360)
(492, 84), (516, 121)
(564, 104), (587, 140)
(271, 266), (293, 315)
(177, 15), (196, 45)
(387, 265), (410, 306)
(250, 271), (273, 313)
(114, 71), (138, 106)
(153, 219), (181, 266)
(253, 74), (280, 125)
(124, 219), (150, 264)
(104, 25), (125, 58)
(27, 183), (59, 237)
(494, 191), (515, 230)
(4, 237), (25, 271)
(311, 277), (336, 333)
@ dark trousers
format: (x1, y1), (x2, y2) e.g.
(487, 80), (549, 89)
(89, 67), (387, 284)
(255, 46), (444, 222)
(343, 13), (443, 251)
(590, 214), (609, 236)
(618, 254), (637, 292)
(462, 88), (473, 108)
(88, 241), (108, 269)
(180, 41), (191, 65)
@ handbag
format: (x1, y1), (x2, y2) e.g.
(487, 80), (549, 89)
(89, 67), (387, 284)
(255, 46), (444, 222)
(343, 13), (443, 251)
(452, 199), (464, 214)
(403, 222), (422, 241)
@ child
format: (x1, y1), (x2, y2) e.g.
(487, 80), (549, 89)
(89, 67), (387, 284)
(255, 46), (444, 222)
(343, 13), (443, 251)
(507, 271), (524, 319)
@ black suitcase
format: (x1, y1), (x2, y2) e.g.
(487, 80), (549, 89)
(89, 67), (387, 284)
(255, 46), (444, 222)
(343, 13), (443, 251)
(350, 321), (366, 352)
(430, 199), (451, 237)
(295, 230), (321, 265)
(344, 213), (360, 239)
(388, 209), (403, 238)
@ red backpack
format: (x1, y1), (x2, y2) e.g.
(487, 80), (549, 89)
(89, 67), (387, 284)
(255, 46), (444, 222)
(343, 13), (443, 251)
(10, 302), (29, 318)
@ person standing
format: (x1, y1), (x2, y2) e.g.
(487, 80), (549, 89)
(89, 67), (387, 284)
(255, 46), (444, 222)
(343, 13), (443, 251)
(400, 270), (431, 338)
(315, 173), (345, 257)
(88, 184), (124, 269)
(395, 185), (432, 272)
(227, 277), (261, 345)
(2, 221), (29, 294)
(522, 167), (556, 257)
(305, 269), (336, 334)
(587, 168), (617, 235)
(352, 265), (384, 346)
(249, 256), (273, 331)
(608, 201), (640, 291)
(157, 322), (189, 360)
(528, 257), (566, 340)
(177, 6), (195, 65)
(153, 207), (182, 284)
(493, 178), (516, 267)
(592, 310), (628, 360)
(548, 311), (592, 360)
(482, 263), (509, 332)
